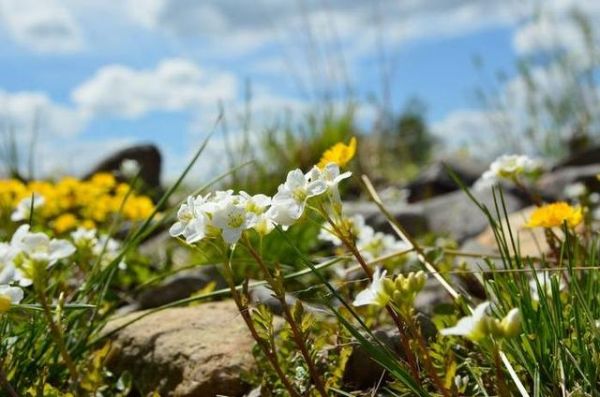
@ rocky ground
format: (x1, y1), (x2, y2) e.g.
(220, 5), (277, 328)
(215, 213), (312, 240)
(95, 144), (600, 396)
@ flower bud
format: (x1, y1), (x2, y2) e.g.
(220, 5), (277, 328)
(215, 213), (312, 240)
(500, 308), (522, 338)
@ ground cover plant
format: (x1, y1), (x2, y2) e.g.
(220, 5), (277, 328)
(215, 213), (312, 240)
(1, 131), (599, 396)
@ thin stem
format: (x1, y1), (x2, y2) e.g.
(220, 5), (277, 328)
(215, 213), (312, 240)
(35, 285), (80, 392)
(0, 357), (18, 397)
(242, 239), (329, 397)
(319, 206), (421, 380)
(221, 253), (301, 397)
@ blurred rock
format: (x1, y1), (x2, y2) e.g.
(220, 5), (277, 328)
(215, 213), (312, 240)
(137, 265), (227, 309)
(105, 300), (254, 397)
(84, 144), (162, 196)
(344, 186), (527, 242)
(414, 278), (453, 315)
(405, 157), (488, 202)
(555, 145), (600, 168)
(537, 164), (600, 200)
(474, 206), (549, 258)
(343, 316), (437, 390)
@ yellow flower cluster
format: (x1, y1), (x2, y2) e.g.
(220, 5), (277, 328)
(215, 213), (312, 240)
(526, 202), (583, 229)
(318, 137), (357, 169)
(0, 173), (154, 234)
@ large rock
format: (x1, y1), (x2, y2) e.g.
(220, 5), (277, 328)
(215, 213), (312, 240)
(344, 187), (527, 242)
(105, 301), (254, 397)
(555, 145), (600, 168)
(136, 266), (227, 309)
(537, 164), (600, 200)
(405, 157), (488, 202)
(84, 144), (162, 195)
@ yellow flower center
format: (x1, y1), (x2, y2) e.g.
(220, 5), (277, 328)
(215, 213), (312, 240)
(0, 294), (11, 313)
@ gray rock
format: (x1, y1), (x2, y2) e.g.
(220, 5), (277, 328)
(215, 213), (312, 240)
(555, 145), (600, 168)
(84, 144), (162, 196)
(345, 186), (527, 242)
(405, 157), (488, 202)
(105, 300), (254, 397)
(137, 265), (227, 309)
(414, 278), (453, 315)
(343, 317), (437, 390)
(537, 164), (600, 200)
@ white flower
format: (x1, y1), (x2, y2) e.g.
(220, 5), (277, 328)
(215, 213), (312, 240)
(474, 154), (542, 190)
(440, 301), (492, 341)
(240, 192), (271, 214)
(357, 231), (408, 261)
(212, 197), (256, 244)
(11, 194), (45, 222)
(170, 195), (210, 244)
(564, 182), (586, 199)
(120, 159), (141, 178)
(71, 227), (98, 246)
(500, 308), (522, 337)
(16, 228), (75, 266)
(267, 169), (327, 228)
(529, 271), (566, 301)
(308, 163), (351, 204)
(318, 214), (369, 246)
(0, 285), (23, 313)
(93, 235), (120, 257)
(353, 268), (391, 307)
(0, 242), (30, 287)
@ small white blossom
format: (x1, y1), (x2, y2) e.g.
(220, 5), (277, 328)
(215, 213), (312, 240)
(318, 214), (369, 246)
(11, 194), (45, 222)
(564, 182), (587, 199)
(267, 169), (327, 228)
(529, 271), (566, 301)
(357, 231), (409, 261)
(474, 154), (542, 190)
(212, 197), (256, 244)
(0, 284), (23, 313)
(440, 302), (492, 341)
(169, 195), (210, 244)
(353, 268), (391, 307)
(120, 159), (141, 178)
(71, 227), (98, 246)
(14, 225), (75, 266)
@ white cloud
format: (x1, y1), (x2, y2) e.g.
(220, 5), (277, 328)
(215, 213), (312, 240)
(0, 0), (83, 53)
(72, 58), (238, 118)
(512, 0), (600, 55)
(0, 90), (85, 138)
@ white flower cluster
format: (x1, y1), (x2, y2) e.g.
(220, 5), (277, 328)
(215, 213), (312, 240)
(71, 227), (125, 269)
(0, 225), (77, 311)
(318, 214), (409, 261)
(171, 164), (351, 246)
(474, 154), (543, 190)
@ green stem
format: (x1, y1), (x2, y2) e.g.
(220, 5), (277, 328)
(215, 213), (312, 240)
(35, 283), (80, 393)
(243, 239), (329, 397)
(221, 251), (301, 397)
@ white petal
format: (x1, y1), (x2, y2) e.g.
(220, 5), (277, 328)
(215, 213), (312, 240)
(49, 240), (76, 261)
(0, 285), (23, 304)
(221, 227), (243, 245)
(353, 288), (376, 307)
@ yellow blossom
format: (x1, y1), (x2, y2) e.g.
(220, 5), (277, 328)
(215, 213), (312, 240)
(318, 137), (357, 169)
(53, 213), (78, 234)
(526, 202), (583, 229)
(90, 173), (116, 190)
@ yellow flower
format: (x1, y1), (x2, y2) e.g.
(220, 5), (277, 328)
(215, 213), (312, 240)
(90, 172), (116, 190)
(81, 219), (96, 230)
(526, 202), (583, 229)
(53, 213), (78, 234)
(318, 137), (357, 169)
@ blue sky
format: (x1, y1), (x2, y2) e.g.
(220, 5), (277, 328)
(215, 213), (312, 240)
(0, 0), (593, 180)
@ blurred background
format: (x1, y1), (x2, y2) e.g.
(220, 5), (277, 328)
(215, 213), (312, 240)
(0, 0), (599, 195)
